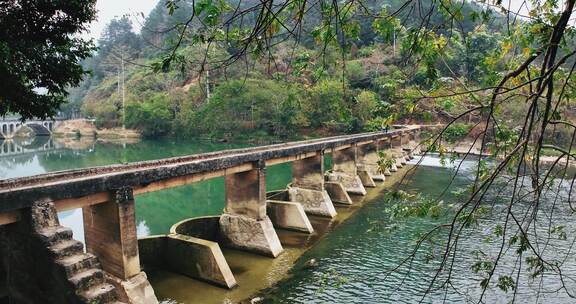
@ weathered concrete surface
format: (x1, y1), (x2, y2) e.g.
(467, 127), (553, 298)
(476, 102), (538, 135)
(359, 163), (385, 181)
(219, 214), (283, 258)
(287, 186), (337, 217)
(381, 137), (392, 149)
(83, 187), (158, 303)
(292, 152), (325, 191)
(403, 148), (414, 159)
(395, 158), (404, 168)
(0, 128), (421, 212)
(332, 146), (358, 176)
(383, 167), (392, 176)
(167, 235), (236, 288)
(400, 156), (408, 165)
(329, 145), (367, 195)
(138, 234), (237, 289)
(324, 181), (353, 205)
(357, 142), (385, 182)
(170, 216), (221, 241)
(325, 171), (367, 196)
(224, 161), (267, 220)
(83, 188), (141, 280)
(108, 271), (157, 304)
(0, 200), (121, 303)
(267, 200), (314, 233)
(390, 134), (402, 148)
(171, 215), (286, 256)
(221, 160), (284, 257)
(357, 168), (376, 188)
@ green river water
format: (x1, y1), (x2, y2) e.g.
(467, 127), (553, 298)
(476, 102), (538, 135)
(1, 136), (575, 303)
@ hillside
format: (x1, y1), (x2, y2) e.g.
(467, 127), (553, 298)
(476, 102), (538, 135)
(65, 0), (570, 145)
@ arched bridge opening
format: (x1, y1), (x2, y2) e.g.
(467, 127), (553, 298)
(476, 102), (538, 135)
(24, 123), (51, 136)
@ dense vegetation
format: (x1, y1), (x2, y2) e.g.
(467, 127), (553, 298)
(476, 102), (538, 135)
(67, 0), (512, 140)
(0, 0), (97, 119)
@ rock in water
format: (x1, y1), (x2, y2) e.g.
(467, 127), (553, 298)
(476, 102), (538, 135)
(304, 258), (318, 268)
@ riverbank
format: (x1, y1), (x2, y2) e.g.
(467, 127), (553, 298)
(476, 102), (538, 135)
(52, 119), (141, 139)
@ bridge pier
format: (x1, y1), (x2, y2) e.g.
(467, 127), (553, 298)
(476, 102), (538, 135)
(219, 160), (284, 257)
(391, 134), (402, 148)
(288, 151), (339, 216)
(83, 187), (158, 303)
(267, 200), (314, 233)
(326, 145), (367, 196)
(357, 141), (385, 183)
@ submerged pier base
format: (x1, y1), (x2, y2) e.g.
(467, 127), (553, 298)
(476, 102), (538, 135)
(219, 214), (283, 257)
(327, 145), (367, 196)
(267, 200), (314, 233)
(289, 152), (338, 216)
(324, 181), (353, 205)
(220, 160), (283, 257)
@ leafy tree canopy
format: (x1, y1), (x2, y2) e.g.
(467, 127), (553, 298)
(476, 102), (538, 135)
(0, 0), (97, 119)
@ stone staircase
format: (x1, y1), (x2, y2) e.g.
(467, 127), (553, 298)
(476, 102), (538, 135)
(32, 202), (123, 304)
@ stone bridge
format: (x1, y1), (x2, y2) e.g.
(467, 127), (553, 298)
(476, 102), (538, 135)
(0, 125), (433, 304)
(0, 118), (63, 139)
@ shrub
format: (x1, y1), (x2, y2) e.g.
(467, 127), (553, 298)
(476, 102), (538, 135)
(354, 90), (379, 124)
(125, 93), (174, 137)
(186, 79), (308, 138)
(443, 123), (472, 143)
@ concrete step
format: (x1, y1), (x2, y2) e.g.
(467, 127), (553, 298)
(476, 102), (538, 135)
(36, 226), (73, 244)
(57, 253), (100, 277)
(78, 283), (117, 303)
(49, 239), (84, 258)
(69, 268), (105, 291)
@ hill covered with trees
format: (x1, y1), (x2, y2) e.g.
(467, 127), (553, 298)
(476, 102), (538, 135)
(66, 0), (515, 140)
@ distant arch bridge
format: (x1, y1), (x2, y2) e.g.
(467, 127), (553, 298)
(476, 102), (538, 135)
(0, 118), (63, 139)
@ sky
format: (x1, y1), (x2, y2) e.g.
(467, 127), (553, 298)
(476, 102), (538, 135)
(85, 0), (158, 41)
(84, 0), (533, 41)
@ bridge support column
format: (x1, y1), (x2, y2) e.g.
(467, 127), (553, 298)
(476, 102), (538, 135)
(326, 145), (367, 196)
(391, 134), (402, 148)
(357, 141), (385, 184)
(402, 131), (411, 147)
(83, 187), (158, 304)
(288, 151), (339, 216)
(219, 160), (283, 257)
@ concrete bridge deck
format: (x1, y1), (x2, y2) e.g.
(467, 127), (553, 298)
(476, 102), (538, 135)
(0, 125), (431, 304)
(0, 126), (421, 215)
